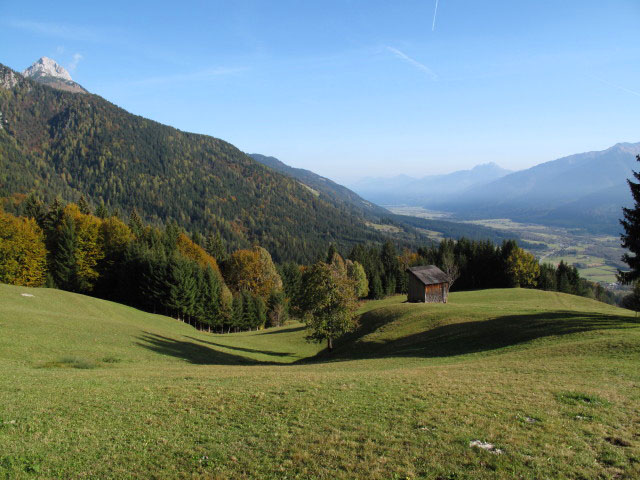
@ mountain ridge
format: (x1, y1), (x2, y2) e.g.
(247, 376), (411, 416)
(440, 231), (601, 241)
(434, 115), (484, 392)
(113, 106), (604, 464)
(428, 142), (640, 232)
(349, 162), (512, 206)
(249, 153), (389, 218)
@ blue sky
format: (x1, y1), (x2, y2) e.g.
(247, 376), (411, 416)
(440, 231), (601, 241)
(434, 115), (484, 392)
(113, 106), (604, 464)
(1, 0), (639, 182)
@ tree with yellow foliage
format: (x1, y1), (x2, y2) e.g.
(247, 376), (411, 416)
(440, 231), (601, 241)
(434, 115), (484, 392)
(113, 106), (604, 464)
(0, 210), (48, 287)
(176, 233), (219, 272)
(506, 247), (540, 288)
(226, 246), (283, 299)
(62, 204), (104, 292)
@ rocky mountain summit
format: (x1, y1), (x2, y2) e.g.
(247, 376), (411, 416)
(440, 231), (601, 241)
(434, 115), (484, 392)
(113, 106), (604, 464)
(21, 57), (87, 94)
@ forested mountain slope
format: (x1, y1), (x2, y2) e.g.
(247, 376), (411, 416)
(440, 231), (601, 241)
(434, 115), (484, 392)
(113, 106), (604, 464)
(250, 153), (388, 217)
(0, 63), (428, 263)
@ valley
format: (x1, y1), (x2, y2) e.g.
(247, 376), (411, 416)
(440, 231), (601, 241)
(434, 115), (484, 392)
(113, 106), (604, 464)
(389, 206), (626, 285)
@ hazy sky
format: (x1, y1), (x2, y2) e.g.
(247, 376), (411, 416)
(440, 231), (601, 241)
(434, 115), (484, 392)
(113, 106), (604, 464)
(2, 0), (639, 183)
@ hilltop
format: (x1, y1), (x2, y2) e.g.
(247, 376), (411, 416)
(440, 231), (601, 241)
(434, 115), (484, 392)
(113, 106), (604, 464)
(1, 284), (638, 478)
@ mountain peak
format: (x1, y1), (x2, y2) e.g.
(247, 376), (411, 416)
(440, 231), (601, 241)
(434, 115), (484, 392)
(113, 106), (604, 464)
(20, 57), (87, 94)
(23, 57), (73, 81)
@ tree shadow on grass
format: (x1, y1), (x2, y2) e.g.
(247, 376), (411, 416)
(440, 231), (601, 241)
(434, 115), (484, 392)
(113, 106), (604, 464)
(137, 332), (282, 365)
(310, 310), (637, 362)
(185, 336), (296, 358)
(257, 325), (306, 335)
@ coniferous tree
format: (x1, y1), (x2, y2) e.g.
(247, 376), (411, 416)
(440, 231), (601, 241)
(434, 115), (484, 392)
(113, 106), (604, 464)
(370, 273), (384, 300)
(267, 290), (289, 327)
(202, 266), (222, 332)
(326, 243), (338, 263)
(254, 295), (267, 330)
(242, 290), (257, 330)
(381, 241), (399, 295)
(52, 215), (79, 291)
(78, 196), (91, 215)
(231, 293), (244, 333)
(22, 194), (45, 223)
(128, 209), (144, 238)
(621, 282), (640, 317)
(205, 232), (227, 263)
(95, 201), (109, 219)
(619, 155), (640, 284)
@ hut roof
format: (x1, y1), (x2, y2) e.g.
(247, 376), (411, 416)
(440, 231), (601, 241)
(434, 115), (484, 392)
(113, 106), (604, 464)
(407, 265), (449, 285)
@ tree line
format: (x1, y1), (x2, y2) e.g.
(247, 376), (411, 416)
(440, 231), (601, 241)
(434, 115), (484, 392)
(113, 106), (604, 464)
(1, 193), (632, 349)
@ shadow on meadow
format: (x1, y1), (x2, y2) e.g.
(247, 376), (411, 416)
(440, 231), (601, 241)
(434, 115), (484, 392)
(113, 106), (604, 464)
(137, 310), (636, 366)
(137, 332), (281, 365)
(256, 325), (306, 335)
(185, 336), (296, 358)
(314, 310), (636, 361)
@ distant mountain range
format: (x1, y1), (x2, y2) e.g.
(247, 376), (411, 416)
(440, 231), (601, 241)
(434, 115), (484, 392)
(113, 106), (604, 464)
(349, 163), (512, 206)
(429, 142), (640, 233)
(350, 143), (639, 234)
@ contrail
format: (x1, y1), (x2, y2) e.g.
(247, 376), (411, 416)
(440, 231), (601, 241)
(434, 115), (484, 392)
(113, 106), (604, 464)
(588, 75), (640, 98)
(386, 46), (438, 80)
(432, 0), (439, 31)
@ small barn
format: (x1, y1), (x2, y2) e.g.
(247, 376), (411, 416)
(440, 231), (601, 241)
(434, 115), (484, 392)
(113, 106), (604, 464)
(406, 265), (450, 303)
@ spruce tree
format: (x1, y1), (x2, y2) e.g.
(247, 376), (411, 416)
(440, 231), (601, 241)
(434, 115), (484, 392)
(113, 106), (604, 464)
(231, 293), (244, 332)
(202, 266), (222, 332)
(242, 290), (257, 330)
(205, 232), (227, 262)
(619, 155), (640, 283)
(128, 209), (144, 237)
(23, 194), (45, 222)
(95, 201), (109, 219)
(53, 216), (79, 291)
(326, 243), (338, 263)
(254, 295), (267, 330)
(78, 196), (91, 215)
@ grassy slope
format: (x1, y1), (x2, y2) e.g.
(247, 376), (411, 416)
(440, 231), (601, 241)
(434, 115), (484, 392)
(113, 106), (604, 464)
(1, 284), (639, 479)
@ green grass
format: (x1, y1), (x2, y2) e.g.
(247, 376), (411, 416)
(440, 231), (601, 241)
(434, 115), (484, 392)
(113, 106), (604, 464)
(1, 284), (639, 479)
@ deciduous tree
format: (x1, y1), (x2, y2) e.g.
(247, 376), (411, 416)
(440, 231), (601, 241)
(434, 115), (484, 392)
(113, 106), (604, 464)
(0, 210), (48, 287)
(297, 261), (358, 351)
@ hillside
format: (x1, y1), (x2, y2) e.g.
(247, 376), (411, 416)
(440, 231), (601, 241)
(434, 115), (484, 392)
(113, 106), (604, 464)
(0, 62), (425, 263)
(249, 153), (527, 246)
(250, 153), (388, 217)
(1, 284), (638, 478)
(429, 142), (640, 233)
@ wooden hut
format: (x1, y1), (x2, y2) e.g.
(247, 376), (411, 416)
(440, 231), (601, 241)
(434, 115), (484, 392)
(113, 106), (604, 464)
(406, 265), (449, 303)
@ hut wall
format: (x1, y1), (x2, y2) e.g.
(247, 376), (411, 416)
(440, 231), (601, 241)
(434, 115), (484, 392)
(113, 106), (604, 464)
(424, 283), (449, 303)
(425, 283), (443, 303)
(407, 275), (425, 302)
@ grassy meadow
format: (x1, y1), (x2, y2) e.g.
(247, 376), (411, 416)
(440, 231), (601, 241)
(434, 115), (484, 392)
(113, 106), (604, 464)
(1, 284), (639, 479)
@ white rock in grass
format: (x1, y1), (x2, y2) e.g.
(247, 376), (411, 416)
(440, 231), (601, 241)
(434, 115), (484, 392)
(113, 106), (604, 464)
(21, 293), (34, 297)
(470, 440), (503, 454)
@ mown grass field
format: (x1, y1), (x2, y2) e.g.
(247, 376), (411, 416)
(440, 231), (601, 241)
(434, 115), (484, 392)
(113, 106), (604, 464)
(1, 284), (639, 479)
